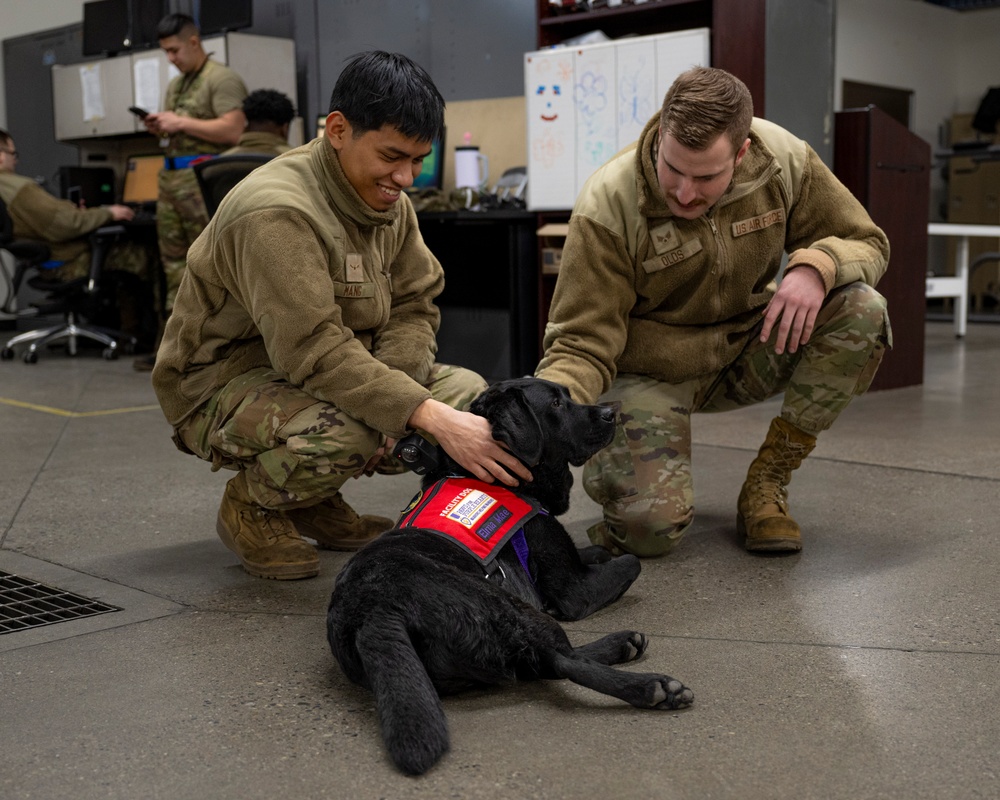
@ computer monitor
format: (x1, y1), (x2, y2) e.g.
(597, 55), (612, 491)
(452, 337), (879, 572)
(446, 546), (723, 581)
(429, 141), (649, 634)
(410, 128), (446, 191)
(132, 0), (168, 51)
(972, 87), (1000, 135)
(59, 166), (117, 208)
(199, 0), (253, 36)
(82, 0), (130, 56)
(122, 154), (163, 205)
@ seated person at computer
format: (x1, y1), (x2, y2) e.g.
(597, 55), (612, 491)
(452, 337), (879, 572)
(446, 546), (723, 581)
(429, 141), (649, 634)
(151, 51), (531, 581)
(223, 89), (295, 157)
(0, 128), (152, 308)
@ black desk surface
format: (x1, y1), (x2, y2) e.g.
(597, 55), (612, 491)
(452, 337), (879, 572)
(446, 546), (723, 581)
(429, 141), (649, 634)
(416, 208), (538, 380)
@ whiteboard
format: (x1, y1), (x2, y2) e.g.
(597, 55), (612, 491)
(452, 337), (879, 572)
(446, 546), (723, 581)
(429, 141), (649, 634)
(525, 28), (710, 211)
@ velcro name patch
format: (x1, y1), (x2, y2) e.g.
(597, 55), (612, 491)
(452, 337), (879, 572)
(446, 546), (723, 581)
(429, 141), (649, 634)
(641, 238), (703, 273)
(334, 281), (375, 298)
(731, 208), (785, 238)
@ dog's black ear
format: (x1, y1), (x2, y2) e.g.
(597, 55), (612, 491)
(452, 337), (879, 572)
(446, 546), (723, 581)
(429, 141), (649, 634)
(478, 385), (544, 467)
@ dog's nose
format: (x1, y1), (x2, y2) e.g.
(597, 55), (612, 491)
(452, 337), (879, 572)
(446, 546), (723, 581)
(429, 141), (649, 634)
(598, 405), (616, 423)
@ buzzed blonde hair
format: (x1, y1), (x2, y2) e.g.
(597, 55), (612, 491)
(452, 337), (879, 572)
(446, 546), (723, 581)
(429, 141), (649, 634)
(659, 67), (753, 154)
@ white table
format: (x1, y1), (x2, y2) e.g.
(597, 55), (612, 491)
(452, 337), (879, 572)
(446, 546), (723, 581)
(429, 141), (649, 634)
(926, 222), (1000, 337)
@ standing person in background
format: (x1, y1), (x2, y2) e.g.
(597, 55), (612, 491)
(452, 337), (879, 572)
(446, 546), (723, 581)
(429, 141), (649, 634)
(536, 66), (890, 559)
(135, 12), (247, 370)
(223, 89), (296, 157)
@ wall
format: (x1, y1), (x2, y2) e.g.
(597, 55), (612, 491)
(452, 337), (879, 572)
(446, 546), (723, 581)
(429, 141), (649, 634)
(766, 0), (835, 163)
(835, 0), (1000, 220)
(445, 97), (525, 192)
(0, 0), (83, 128)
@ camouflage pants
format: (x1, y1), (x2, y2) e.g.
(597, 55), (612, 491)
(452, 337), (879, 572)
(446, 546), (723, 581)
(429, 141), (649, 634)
(157, 168), (209, 311)
(585, 282), (891, 557)
(174, 363), (488, 510)
(45, 240), (152, 283)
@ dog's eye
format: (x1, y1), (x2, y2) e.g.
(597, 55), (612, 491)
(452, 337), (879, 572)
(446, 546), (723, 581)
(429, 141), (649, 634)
(551, 398), (562, 408)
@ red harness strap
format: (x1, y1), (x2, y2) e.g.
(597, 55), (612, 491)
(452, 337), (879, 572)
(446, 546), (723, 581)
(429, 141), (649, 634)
(397, 477), (541, 569)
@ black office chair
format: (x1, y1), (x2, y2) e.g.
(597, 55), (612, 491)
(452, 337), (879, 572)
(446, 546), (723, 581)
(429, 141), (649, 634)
(1, 194), (50, 321)
(193, 154), (274, 217)
(1, 196), (136, 363)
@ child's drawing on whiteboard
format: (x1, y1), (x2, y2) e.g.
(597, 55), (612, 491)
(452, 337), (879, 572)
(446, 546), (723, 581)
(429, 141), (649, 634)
(617, 43), (657, 149)
(575, 68), (613, 171)
(526, 53), (573, 169)
(525, 51), (576, 208)
(532, 129), (565, 169)
(618, 68), (655, 128)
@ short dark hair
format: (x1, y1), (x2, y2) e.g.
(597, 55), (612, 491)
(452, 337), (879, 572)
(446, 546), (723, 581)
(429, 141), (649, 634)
(243, 89), (296, 126)
(659, 67), (753, 154)
(0, 128), (12, 150)
(157, 13), (199, 40)
(327, 51), (444, 142)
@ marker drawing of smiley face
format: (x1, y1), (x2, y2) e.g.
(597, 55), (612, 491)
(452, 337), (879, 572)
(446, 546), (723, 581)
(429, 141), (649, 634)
(536, 83), (562, 122)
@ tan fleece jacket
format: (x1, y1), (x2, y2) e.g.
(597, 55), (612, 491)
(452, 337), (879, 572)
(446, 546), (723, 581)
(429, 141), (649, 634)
(152, 136), (443, 439)
(0, 171), (113, 264)
(536, 116), (890, 404)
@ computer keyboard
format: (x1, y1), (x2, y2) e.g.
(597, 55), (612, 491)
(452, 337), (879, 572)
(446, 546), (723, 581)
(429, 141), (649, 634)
(126, 203), (157, 224)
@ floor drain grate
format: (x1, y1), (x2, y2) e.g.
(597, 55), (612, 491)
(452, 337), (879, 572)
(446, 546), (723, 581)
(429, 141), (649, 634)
(0, 570), (121, 634)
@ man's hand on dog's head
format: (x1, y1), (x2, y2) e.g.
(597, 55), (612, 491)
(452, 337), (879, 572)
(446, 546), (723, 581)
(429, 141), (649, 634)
(407, 400), (532, 486)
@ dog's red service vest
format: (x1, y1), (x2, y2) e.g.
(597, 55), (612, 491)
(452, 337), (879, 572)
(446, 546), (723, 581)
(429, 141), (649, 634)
(397, 477), (541, 567)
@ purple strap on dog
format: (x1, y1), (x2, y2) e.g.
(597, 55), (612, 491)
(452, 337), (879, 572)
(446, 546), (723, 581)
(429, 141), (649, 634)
(510, 529), (532, 583)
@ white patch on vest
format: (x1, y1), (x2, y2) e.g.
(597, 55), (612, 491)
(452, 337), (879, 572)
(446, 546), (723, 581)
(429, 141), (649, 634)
(440, 488), (498, 529)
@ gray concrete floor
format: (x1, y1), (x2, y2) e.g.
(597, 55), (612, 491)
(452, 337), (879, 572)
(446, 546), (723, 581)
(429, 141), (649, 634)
(1, 321), (998, 800)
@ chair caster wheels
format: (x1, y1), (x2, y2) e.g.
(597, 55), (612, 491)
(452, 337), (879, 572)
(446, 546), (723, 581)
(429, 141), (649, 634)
(1, 347), (13, 361)
(23, 350), (38, 364)
(102, 347), (119, 361)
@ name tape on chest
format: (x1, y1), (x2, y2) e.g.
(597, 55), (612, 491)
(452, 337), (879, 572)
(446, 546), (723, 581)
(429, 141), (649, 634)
(334, 281), (374, 298)
(397, 477), (541, 566)
(642, 237), (703, 274)
(731, 208), (785, 238)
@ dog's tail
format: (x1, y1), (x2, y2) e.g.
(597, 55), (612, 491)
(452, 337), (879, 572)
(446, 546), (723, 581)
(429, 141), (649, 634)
(356, 618), (449, 776)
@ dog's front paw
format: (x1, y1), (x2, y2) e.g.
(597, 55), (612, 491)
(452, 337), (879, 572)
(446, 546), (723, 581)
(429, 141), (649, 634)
(650, 677), (694, 710)
(577, 545), (614, 565)
(622, 632), (648, 662)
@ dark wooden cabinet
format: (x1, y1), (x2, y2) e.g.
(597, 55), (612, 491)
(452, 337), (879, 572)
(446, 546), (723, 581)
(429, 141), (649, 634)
(535, 0), (766, 116)
(834, 106), (931, 391)
(418, 210), (538, 381)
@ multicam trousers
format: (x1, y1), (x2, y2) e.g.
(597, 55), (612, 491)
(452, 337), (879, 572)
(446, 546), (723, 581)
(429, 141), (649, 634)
(44, 239), (152, 283)
(584, 282), (891, 557)
(174, 363), (488, 510)
(156, 168), (209, 311)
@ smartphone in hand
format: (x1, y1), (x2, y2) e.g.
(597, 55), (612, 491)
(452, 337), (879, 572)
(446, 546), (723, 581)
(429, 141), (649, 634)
(128, 106), (150, 119)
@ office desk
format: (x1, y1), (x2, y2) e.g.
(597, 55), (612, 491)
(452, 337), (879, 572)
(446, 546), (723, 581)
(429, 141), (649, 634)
(926, 222), (1000, 337)
(417, 209), (538, 381)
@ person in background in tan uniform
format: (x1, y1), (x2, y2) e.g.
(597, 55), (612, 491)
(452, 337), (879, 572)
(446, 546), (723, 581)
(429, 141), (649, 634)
(223, 89), (295, 157)
(0, 129), (155, 347)
(134, 13), (247, 370)
(151, 51), (531, 581)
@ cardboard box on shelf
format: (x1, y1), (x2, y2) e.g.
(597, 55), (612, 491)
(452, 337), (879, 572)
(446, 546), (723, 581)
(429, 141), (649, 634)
(542, 247), (563, 275)
(947, 113), (1000, 147)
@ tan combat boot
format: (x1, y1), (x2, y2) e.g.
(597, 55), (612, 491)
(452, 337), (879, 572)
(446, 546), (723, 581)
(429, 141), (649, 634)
(216, 471), (319, 579)
(287, 493), (394, 551)
(737, 417), (817, 553)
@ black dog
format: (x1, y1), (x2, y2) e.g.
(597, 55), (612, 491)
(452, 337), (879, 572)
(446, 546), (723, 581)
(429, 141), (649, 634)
(326, 377), (693, 775)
